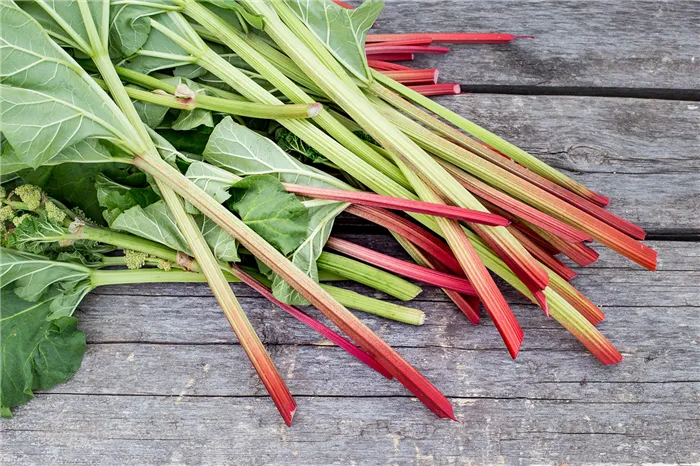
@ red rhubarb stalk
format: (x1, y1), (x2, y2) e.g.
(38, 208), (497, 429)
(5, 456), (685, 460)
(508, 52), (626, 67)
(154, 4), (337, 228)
(366, 38), (434, 47)
(393, 235), (481, 325)
(409, 83), (461, 96)
(367, 53), (415, 62)
(325, 237), (477, 295)
(230, 265), (393, 378)
(366, 33), (533, 44)
(283, 183), (509, 225)
(367, 60), (414, 71)
(346, 205), (462, 275)
(378, 68), (439, 85)
(365, 45), (450, 55)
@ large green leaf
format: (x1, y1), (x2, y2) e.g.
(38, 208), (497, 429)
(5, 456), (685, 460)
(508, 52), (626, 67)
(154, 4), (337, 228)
(228, 175), (309, 255)
(203, 117), (345, 189)
(0, 289), (86, 418)
(111, 200), (238, 263)
(0, 139), (117, 176)
(284, 0), (384, 83)
(0, 248), (92, 302)
(0, 2), (136, 168)
(96, 173), (161, 225)
(111, 201), (190, 253)
(271, 200), (346, 304)
(20, 162), (139, 225)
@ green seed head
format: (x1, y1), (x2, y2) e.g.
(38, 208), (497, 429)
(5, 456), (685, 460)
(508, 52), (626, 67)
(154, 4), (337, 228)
(124, 249), (148, 270)
(12, 213), (32, 226)
(157, 259), (173, 271)
(0, 186), (6, 200)
(45, 201), (67, 223)
(14, 185), (42, 211)
(0, 205), (15, 222)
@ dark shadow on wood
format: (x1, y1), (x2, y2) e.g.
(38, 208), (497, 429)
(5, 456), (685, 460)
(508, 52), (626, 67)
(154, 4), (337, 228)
(460, 85), (700, 101)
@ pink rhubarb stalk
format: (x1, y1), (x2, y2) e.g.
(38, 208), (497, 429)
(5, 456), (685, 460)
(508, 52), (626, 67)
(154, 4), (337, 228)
(283, 183), (509, 226)
(366, 33), (533, 44)
(325, 237), (476, 295)
(526, 222), (600, 267)
(230, 265), (392, 379)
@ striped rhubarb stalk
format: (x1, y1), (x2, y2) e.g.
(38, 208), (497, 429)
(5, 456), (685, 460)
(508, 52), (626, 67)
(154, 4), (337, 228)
(393, 235), (481, 325)
(230, 265), (393, 379)
(326, 237), (476, 295)
(439, 160), (590, 243)
(369, 82), (646, 239)
(282, 183), (509, 225)
(374, 101), (656, 270)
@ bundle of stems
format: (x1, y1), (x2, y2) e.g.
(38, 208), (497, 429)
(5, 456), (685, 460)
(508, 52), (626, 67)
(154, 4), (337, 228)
(0, 0), (656, 424)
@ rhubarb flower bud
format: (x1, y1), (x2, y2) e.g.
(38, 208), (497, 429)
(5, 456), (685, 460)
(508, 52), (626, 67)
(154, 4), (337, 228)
(0, 205), (15, 222)
(124, 249), (148, 269)
(12, 214), (31, 226)
(45, 201), (67, 223)
(157, 259), (173, 271)
(14, 185), (42, 211)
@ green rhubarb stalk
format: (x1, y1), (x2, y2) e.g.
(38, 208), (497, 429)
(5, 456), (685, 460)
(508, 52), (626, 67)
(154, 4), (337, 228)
(244, 0), (549, 293)
(93, 76), (320, 119)
(175, 1), (411, 191)
(73, 0), (297, 426)
(320, 284), (425, 326)
(373, 97), (656, 271)
(317, 251), (421, 301)
(371, 70), (610, 207)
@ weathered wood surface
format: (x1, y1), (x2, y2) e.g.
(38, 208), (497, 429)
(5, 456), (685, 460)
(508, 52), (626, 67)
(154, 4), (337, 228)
(3, 2), (700, 465)
(373, 1), (700, 95)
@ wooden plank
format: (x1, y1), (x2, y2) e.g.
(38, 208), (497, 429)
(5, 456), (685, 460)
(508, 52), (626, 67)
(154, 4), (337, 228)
(374, 0), (700, 92)
(3, 395), (698, 465)
(39, 344), (700, 404)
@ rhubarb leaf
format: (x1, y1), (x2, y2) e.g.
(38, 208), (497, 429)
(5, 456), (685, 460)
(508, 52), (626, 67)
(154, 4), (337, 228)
(0, 288), (86, 418)
(228, 175), (309, 255)
(1, 140), (117, 176)
(0, 248), (92, 303)
(96, 174), (161, 225)
(111, 201), (190, 253)
(284, 0), (384, 83)
(271, 201), (347, 304)
(0, 2), (136, 168)
(203, 117), (345, 189)
(197, 216), (239, 262)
